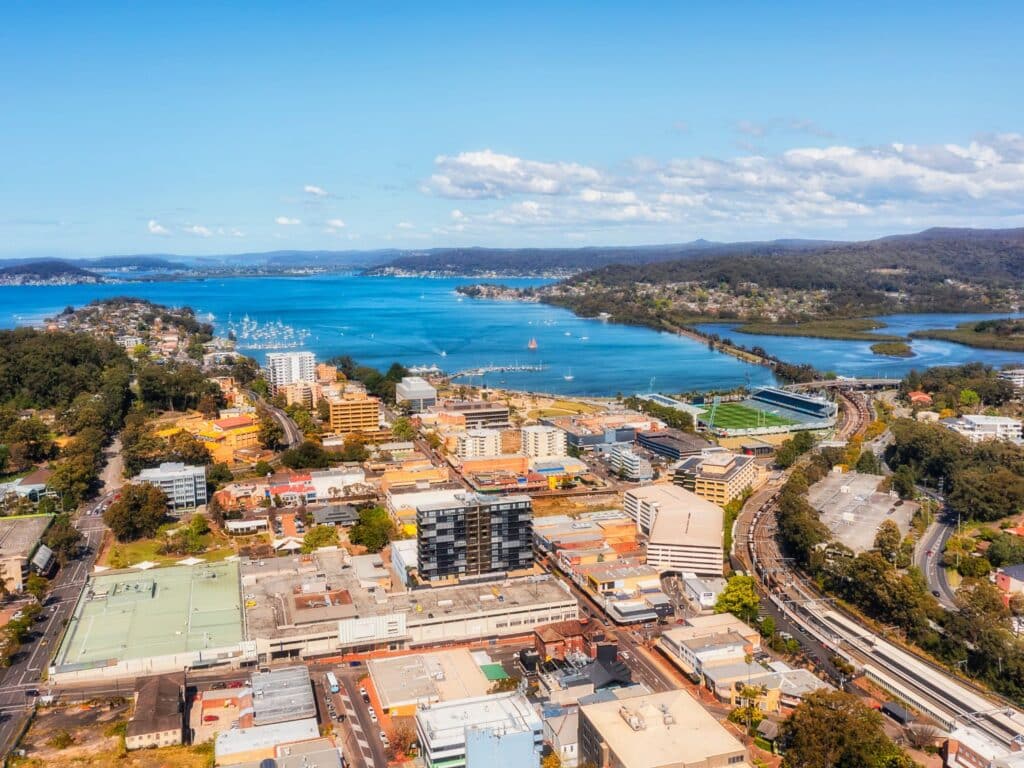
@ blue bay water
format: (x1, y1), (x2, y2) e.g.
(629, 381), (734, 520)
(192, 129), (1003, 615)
(694, 312), (1024, 378)
(0, 275), (774, 396)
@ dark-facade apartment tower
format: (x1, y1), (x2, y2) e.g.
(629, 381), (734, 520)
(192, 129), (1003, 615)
(416, 493), (533, 582)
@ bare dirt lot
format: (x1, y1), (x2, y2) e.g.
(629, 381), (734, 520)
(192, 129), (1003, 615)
(13, 701), (213, 768)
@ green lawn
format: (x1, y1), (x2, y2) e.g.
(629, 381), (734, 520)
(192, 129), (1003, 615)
(701, 402), (795, 430)
(102, 523), (235, 568)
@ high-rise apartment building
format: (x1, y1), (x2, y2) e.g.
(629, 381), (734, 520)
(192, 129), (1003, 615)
(455, 429), (503, 459)
(416, 493), (533, 583)
(264, 352), (316, 393)
(520, 425), (567, 458)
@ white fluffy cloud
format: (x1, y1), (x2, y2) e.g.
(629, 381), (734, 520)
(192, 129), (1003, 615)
(147, 219), (169, 235)
(304, 184), (328, 197)
(275, 216), (301, 226)
(421, 134), (1024, 234)
(184, 224), (212, 237)
(326, 218), (346, 232)
(424, 149), (602, 199)
(397, 221), (415, 229)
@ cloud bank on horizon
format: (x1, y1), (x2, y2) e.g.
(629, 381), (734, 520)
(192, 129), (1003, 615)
(123, 132), (1024, 251)
(422, 134), (1024, 237)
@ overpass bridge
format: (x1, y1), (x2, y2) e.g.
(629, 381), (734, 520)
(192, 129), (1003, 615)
(790, 377), (900, 391)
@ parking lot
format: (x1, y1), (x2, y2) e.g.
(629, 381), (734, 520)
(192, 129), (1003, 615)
(809, 471), (918, 553)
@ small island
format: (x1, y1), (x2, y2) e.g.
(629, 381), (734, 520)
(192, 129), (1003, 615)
(870, 341), (914, 357)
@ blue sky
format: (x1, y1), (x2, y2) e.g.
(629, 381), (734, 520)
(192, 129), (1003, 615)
(2, 1), (1023, 256)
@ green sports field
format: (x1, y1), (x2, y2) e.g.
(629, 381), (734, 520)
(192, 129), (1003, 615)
(700, 402), (796, 430)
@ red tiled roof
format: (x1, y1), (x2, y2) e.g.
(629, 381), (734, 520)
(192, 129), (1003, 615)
(213, 416), (256, 430)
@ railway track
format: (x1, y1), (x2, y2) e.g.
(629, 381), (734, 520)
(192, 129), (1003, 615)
(741, 495), (1024, 746)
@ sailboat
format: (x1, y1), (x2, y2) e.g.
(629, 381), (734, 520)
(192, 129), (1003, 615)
(528, 338), (538, 351)
(563, 368), (574, 381)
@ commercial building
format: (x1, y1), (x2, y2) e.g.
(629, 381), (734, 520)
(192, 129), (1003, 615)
(635, 430), (714, 461)
(131, 462), (208, 514)
(521, 425), (568, 458)
(264, 351), (316, 392)
(240, 550), (578, 660)
(609, 445), (653, 481)
(367, 648), (492, 717)
(944, 414), (1023, 443)
(417, 493), (533, 583)
(944, 725), (1024, 768)
(624, 485), (723, 576)
(0, 514), (54, 592)
(578, 690), (750, 768)
(673, 452), (766, 506)
(415, 691), (543, 768)
(396, 376), (438, 412)
(541, 411), (664, 451)
(433, 400), (511, 430)
(125, 674), (183, 751)
(51, 561), (248, 683)
(326, 391), (381, 434)
(456, 428), (504, 460)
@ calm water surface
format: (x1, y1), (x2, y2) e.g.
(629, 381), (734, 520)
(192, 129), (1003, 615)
(0, 275), (774, 396)
(694, 312), (1024, 378)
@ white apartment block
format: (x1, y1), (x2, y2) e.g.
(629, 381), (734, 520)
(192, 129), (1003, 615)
(945, 414), (1023, 443)
(131, 462), (208, 516)
(999, 369), (1024, 390)
(264, 351), (316, 392)
(521, 425), (567, 458)
(455, 428), (503, 459)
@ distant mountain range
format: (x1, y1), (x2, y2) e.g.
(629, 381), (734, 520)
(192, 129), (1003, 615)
(0, 259), (104, 285)
(1, 227), (1022, 282)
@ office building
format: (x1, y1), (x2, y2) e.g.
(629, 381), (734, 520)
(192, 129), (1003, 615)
(521, 425), (567, 459)
(326, 391), (382, 434)
(131, 462), (207, 514)
(456, 428), (504, 459)
(673, 452), (766, 506)
(434, 400), (511, 429)
(944, 414), (1023, 443)
(415, 692), (542, 768)
(264, 351), (316, 392)
(417, 492), (533, 583)
(396, 376), (438, 412)
(635, 430), (714, 461)
(624, 485), (723, 576)
(609, 445), (653, 481)
(578, 690), (750, 768)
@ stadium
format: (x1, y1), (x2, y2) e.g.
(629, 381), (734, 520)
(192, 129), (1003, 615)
(698, 387), (837, 436)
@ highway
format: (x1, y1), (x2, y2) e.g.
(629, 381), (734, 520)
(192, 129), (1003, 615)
(0, 492), (112, 758)
(248, 389), (303, 447)
(912, 487), (958, 610)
